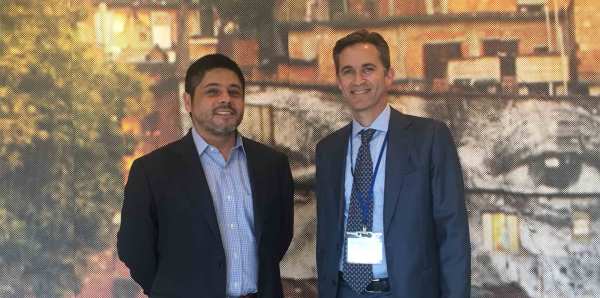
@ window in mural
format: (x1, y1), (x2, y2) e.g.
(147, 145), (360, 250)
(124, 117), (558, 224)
(94, 3), (113, 48)
(518, 0), (545, 13)
(342, 0), (378, 17)
(426, 0), (447, 15)
(483, 38), (518, 77)
(151, 11), (172, 49)
(572, 211), (591, 240)
(423, 41), (462, 89)
(483, 212), (521, 253)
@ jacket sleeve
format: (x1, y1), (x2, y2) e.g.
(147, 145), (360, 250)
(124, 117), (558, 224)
(431, 122), (471, 298)
(278, 154), (294, 262)
(117, 158), (158, 295)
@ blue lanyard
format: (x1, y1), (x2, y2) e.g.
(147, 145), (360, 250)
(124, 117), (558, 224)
(349, 131), (389, 230)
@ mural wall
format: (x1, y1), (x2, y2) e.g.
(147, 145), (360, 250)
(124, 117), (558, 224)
(1, 0), (600, 297)
(241, 89), (600, 297)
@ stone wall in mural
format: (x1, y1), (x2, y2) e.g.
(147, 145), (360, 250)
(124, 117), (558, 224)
(241, 87), (600, 298)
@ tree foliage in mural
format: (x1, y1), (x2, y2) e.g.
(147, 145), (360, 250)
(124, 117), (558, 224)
(0, 0), (151, 296)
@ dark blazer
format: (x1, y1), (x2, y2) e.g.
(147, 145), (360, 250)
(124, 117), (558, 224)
(315, 108), (470, 298)
(117, 131), (294, 298)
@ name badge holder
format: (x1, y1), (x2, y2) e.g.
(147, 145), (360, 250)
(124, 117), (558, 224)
(347, 231), (384, 264)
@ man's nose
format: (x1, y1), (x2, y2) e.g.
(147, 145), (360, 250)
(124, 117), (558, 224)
(218, 91), (231, 104)
(352, 73), (366, 84)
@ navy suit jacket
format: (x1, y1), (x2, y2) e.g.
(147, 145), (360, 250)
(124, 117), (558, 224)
(117, 131), (294, 298)
(315, 108), (470, 298)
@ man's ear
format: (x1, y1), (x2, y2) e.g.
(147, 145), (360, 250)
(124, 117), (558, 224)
(385, 67), (395, 86)
(183, 93), (193, 113)
(336, 72), (343, 92)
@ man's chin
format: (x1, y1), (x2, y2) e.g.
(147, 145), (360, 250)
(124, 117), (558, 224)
(208, 122), (238, 135)
(346, 95), (372, 106)
(212, 127), (236, 136)
(348, 103), (374, 113)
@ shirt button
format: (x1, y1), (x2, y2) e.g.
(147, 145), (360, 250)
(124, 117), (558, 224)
(230, 223), (237, 229)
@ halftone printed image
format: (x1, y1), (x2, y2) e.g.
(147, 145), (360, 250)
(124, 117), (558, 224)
(1, 1), (600, 297)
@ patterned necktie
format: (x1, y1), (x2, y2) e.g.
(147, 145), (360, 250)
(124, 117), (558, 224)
(343, 128), (376, 294)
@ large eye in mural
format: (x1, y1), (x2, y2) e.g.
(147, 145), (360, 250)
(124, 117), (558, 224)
(527, 152), (582, 189)
(483, 150), (600, 193)
(460, 100), (600, 193)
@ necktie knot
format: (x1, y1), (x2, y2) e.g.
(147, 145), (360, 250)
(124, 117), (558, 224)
(360, 129), (376, 145)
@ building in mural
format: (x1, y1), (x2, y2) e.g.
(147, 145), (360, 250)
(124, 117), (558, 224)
(67, 0), (600, 297)
(286, 0), (598, 96)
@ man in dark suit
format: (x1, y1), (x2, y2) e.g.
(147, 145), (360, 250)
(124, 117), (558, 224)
(315, 30), (470, 298)
(117, 54), (294, 298)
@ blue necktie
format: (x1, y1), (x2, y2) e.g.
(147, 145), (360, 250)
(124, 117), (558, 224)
(343, 128), (376, 294)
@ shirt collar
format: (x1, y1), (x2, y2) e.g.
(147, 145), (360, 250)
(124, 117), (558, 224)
(351, 105), (391, 138)
(191, 127), (245, 157)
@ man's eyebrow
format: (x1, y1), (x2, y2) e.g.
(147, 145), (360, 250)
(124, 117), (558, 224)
(202, 83), (221, 89)
(361, 63), (376, 68)
(201, 83), (242, 89)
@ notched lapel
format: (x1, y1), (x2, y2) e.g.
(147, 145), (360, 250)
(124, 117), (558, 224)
(384, 110), (416, 234)
(330, 125), (351, 234)
(243, 139), (267, 246)
(174, 132), (223, 244)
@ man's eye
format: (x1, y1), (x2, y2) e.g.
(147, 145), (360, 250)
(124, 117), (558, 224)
(205, 89), (219, 96)
(229, 90), (242, 97)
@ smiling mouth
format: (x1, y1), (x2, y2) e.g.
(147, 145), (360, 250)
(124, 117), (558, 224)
(351, 88), (371, 95)
(214, 109), (235, 116)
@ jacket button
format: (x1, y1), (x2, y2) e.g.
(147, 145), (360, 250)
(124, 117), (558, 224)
(331, 279), (337, 286)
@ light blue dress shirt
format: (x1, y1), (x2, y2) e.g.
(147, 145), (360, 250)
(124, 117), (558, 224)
(191, 128), (258, 297)
(340, 105), (390, 278)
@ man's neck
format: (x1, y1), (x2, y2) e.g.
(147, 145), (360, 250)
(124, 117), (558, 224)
(195, 126), (236, 160)
(353, 103), (387, 128)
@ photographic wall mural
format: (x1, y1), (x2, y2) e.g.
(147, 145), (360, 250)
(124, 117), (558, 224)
(1, 0), (599, 297)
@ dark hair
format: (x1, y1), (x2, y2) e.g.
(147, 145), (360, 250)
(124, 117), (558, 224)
(332, 29), (390, 74)
(184, 53), (245, 97)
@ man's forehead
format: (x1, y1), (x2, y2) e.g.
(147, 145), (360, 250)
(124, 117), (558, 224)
(338, 45), (381, 65)
(339, 43), (378, 55)
(340, 61), (377, 68)
(199, 68), (242, 87)
(201, 81), (242, 88)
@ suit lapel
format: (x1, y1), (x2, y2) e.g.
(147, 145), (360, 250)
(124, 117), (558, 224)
(173, 131), (222, 243)
(331, 124), (352, 235)
(384, 109), (415, 235)
(243, 138), (266, 246)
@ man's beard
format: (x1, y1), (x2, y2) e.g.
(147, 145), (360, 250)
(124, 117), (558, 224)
(194, 111), (242, 136)
(204, 120), (238, 135)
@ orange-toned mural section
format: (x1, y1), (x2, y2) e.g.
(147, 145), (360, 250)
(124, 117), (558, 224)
(390, 0), (426, 16)
(289, 19), (559, 84)
(448, 0), (517, 13)
(81, 4), (203, 62)
(573, 0), (600, 81)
